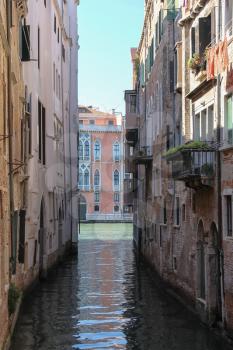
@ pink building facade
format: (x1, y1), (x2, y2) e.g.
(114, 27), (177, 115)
(78, 107), (127, 222)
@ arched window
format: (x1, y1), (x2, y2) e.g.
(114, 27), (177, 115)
(113, 142), (120, 161)
(84, 141), (90, 160)
(84, 169), (90, 189)
(94, 140), (101, 160)
(79, 141), (83, 160)
(113, 170), (120, 190)
(94, 169), (100, 187)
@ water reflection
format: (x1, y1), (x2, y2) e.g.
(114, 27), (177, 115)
(11, 224), (232, 350)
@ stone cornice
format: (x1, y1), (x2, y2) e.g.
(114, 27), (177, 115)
(178, 0), (208, 27)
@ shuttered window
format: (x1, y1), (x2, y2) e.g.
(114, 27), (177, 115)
(18, 210), (26, 264)
(21, 24), (30, 61)
(38, 100), (46, 165)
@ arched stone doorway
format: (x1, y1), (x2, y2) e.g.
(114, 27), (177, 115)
(207, 222), (222, 324)
(80, 195), (87, 221)
(39, 199), (45, 277)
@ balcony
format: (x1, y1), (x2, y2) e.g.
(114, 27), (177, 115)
(165, 142), (216, 190)
(134, 146), (153, 165)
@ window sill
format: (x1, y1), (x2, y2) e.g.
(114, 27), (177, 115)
(173, 225), (180, 229)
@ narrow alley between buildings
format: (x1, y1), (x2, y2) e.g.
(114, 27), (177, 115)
(10, 224), (232, 350)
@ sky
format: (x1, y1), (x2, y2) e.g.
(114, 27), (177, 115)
(78, 0), (144, 115)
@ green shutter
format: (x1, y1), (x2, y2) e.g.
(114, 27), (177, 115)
(167, 0), (177, 21)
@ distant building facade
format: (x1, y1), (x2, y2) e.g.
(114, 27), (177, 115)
(78, 106), (127, 222)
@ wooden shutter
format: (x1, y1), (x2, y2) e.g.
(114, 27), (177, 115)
(42, 106), (46, 164)
(38, 100), (42, 161)
(18, 210), (26, 264)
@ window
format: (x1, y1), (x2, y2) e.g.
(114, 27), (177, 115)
(94, 205), (99, 212)
(114, 192), (120, 203)
(94, 169), (100, 189)
(175, 197), (180, 226)
(182, 204), (186, 222)
(79, 133), (90, 161)
(84, 141), (90, 160)
(89, 120), (95, 125)
(62, 44), (65, 61)
(54, 15), (57, 33)
(226, 94), (233, 144)
(94, 192), (100, 203)
(225, 195), (232, 237)
(113, 170), (120, 190)
(114, 205), (119, 212)
(108, 120), (114, 126)
(129, 94), (136, 113)
(20, 23), (30, 62)
(113, 142), (120, 161)
(79, 120), (83, 125)
(53, 63), (55, 91)
(78, 171), (83, 188)
(38, 27), (40, 69)
(84, 169), (90, 189)
(194, 105), (214, 141)
(79, 141), (83, 160)
(94, 140), (101, 160)
(199, 15), (211, 56)
(38, 100), (46, 165)
(163, 199), (167, 224)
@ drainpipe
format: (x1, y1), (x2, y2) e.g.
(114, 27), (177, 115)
(217, 0), (225, 328)
(6, 0), (15, 271)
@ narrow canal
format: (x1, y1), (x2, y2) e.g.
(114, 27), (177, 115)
(11, 224), (233, 350)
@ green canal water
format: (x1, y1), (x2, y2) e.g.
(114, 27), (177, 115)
(11, 223), (233, 350)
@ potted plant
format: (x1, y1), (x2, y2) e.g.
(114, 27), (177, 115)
(187, 53), (201, 74)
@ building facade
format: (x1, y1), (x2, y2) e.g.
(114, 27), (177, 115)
(0, 0), (79, 348)
(125, 0), (233, 338)
(21, 0), (79, 282)
(0, 0), (28, 346)
(78, 106), (126, 222)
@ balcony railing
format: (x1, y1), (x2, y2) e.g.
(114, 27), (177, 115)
(134, 146), (153, 164)
(169, 148), (216, 189)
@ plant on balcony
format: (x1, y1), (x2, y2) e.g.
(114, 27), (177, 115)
(187, 53), (206, 75)
(164, 141), (213, 159)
